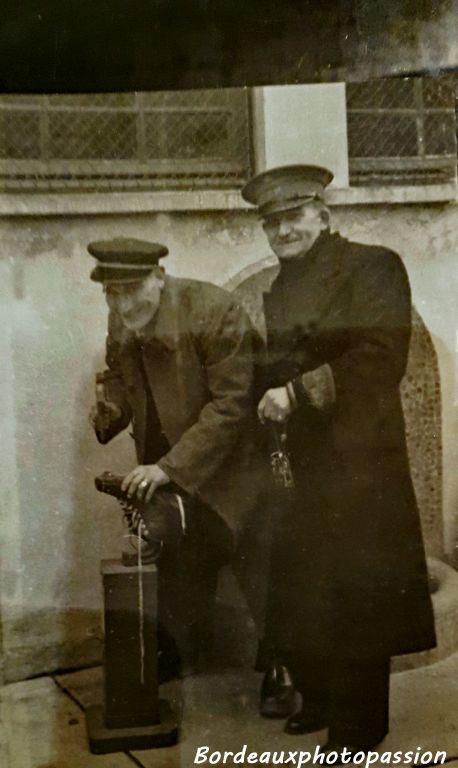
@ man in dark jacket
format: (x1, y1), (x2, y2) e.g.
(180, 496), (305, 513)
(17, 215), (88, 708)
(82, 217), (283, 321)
(88, 237), (264, 673)
(241, 166), (436, 751)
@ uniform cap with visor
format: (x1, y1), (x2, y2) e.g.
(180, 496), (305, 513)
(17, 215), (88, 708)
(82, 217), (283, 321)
(241, 164), (333, 219)
(88, 238), (168, 283)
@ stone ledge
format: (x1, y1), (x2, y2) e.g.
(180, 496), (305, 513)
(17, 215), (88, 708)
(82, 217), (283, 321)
(0, 190), (249, 217)
(328, 183), (458, 206)
(0, 183), (455, 217)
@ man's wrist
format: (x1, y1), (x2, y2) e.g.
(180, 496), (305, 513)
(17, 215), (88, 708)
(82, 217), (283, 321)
(156, 465), (170, 484)
(291, 375), (309, 405)
(156, 458), (171, 482)
(286, 381), (298, 409)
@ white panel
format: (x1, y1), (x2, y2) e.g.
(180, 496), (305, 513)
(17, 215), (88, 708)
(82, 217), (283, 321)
(258, 83), (349, 188)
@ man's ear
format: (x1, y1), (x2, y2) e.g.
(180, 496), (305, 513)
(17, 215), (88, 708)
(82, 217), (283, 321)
(150, 266), (166, 285)
(319, 205), (330, 229)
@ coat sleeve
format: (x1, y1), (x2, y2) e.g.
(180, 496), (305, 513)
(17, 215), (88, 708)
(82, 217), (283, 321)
(94, 314), (133, 444)
(157, 298), (258, 496)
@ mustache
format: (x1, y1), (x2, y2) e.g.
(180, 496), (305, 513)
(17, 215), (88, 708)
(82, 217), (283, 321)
(275, 236), (304, 243)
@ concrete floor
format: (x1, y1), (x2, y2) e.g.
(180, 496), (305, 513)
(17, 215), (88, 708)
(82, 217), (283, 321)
(2, 655), (458, 768)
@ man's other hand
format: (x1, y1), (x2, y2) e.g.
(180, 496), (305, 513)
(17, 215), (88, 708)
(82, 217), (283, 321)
(257, 387), (292, 424)
(89, 401), (122, 433)
(122, 464), (170, 503)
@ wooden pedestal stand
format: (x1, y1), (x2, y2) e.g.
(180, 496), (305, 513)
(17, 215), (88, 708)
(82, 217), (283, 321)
(86, 559), (178, 754)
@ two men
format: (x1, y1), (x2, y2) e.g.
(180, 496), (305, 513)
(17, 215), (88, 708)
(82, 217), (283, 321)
(88, 163), (436, 749)
(88, 237), (263, 672)
(241, 165), (436, 750)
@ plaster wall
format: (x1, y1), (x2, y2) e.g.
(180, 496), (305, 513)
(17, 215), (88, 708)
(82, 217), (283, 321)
(1, 201), (457, 681)
(258, 84), (349, 187)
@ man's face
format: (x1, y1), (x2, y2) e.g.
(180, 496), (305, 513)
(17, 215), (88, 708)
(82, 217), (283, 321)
(262, 202), (328, 260)
(103, 272), (164, 331)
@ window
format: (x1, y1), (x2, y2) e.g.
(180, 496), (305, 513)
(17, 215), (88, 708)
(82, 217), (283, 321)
(0, 90), (253, 193)
(346, 76), (457, 186)
(2, 79), (456, 197)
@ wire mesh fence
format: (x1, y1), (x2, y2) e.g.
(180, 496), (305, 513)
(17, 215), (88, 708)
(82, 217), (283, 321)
(0, 89), (253, 193)
(0, 79), (456, 193)
(346, 76), (458, 186)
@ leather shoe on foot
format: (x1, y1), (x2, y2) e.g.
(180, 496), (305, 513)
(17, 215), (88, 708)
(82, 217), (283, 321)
(260, 664), (296, 719)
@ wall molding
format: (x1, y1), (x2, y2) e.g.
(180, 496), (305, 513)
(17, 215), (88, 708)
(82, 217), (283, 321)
(0, 184), (455, 218)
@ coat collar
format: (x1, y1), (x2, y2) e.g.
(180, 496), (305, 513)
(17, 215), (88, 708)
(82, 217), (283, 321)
(263, 230), (350, 329)
(272, 230), (347, 289)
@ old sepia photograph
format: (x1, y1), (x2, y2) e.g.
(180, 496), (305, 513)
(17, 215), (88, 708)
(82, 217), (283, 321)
(1, 3), (458, 767)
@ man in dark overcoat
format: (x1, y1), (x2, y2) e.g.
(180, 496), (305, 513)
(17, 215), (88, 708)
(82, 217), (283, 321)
(88, 238), (265, 673)
(241, 166), (436, 751)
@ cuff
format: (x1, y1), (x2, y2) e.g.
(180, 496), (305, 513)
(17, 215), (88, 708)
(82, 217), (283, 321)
(156, 456), (196, 497)
(95, 410), (128, 444)
(292, 363), (336, 411)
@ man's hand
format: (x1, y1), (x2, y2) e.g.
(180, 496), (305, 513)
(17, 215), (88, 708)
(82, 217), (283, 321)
(257, 387), (293, 424)
(89, 401), (123, 434)
(121, 464), (170, 503)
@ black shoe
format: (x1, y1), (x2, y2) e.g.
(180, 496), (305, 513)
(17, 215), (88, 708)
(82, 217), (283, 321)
(260, 664), (296, 719)
(284, 709), (328, 735)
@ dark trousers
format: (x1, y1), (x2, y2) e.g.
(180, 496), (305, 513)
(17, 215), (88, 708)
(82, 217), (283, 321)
(286, 652), (390, 747)
(157, 495), (232, 665)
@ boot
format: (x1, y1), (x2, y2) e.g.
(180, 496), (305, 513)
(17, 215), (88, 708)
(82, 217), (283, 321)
(260, 663), (296, 718)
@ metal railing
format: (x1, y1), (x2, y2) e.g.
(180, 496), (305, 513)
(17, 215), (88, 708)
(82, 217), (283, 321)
(346, 76), (457, 186)
(0, 89), (253, 193)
